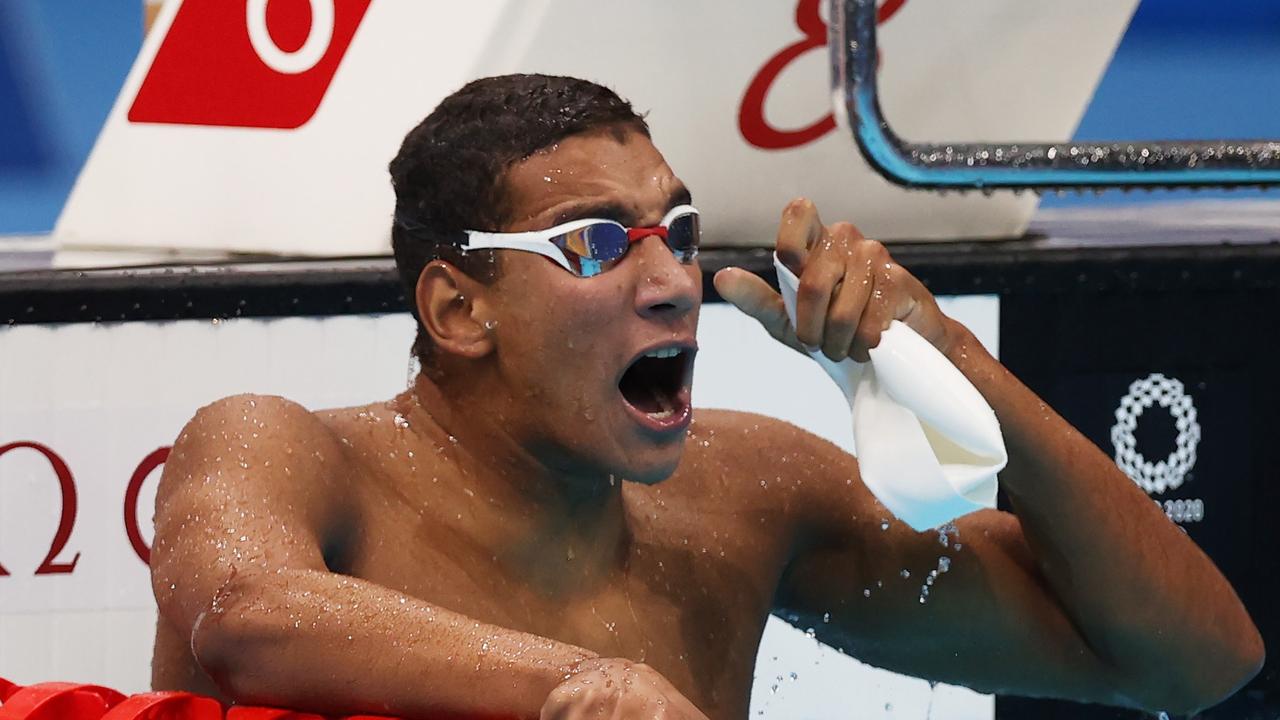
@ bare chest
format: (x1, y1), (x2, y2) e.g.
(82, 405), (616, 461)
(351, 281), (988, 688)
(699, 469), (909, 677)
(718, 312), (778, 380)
(344, 476), (784, 718)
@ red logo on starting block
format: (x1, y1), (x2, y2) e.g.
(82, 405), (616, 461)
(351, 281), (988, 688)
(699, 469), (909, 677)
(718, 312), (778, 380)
(739, 0), (907, 150)
(128, 0), (373, 129)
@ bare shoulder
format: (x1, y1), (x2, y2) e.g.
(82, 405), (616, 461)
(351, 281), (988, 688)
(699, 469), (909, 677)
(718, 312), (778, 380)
(158, 393), (353, 515)
(170, 393), (349, 463)
(685, 408), (857, 474)
(672, 408), (862, 513)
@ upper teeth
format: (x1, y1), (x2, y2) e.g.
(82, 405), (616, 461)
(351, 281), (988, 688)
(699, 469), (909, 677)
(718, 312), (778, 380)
(644, 347), (682, 359)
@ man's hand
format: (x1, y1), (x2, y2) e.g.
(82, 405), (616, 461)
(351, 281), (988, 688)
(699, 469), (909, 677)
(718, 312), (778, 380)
(714, 197), (954, 362)
(541, 659), (709, 720)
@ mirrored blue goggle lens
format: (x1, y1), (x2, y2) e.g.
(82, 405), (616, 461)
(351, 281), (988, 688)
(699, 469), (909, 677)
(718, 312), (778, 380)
(551, 223), (629, 277)
(550, 214), (700, 277)
(665, 212), (700, 262)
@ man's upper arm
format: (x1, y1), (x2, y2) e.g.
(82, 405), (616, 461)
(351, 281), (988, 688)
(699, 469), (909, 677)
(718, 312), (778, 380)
(774, 429), (1131, 706)
(151, 394), (346, 634)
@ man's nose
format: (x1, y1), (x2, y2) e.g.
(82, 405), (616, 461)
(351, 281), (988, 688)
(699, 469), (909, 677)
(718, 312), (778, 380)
(630, 235), (700, 318)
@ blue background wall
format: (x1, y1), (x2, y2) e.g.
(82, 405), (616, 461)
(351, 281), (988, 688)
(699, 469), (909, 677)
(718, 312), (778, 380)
(0, 1), (141, 235)
(2, 0), (1279, 234)
(1043, 0), (1280, 207)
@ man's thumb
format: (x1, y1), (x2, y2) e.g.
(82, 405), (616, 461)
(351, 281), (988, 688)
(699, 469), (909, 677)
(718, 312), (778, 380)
(713, 268), (802, 351)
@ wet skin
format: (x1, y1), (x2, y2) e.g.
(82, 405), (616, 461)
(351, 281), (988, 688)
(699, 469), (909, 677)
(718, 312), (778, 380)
(150, 129), (1262, 720)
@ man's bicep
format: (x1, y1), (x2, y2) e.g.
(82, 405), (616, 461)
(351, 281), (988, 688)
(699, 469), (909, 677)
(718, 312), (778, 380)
(151, 394), (340, 631)
(778, 509), (1127, 704)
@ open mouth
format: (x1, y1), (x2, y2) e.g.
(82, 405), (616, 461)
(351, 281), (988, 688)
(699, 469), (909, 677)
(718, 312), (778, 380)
(618, 346), (695, 431)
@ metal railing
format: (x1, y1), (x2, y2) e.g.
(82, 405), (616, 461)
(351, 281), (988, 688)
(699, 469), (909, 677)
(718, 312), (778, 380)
(831, 0), (1280, 191)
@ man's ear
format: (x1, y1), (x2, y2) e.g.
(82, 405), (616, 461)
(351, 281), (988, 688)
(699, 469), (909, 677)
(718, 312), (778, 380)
(415, 260), (496, 360)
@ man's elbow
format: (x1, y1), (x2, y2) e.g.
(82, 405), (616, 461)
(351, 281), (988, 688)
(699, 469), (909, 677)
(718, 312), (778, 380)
(188, 575), (291, 703)
(1125, 627), (1265, 715)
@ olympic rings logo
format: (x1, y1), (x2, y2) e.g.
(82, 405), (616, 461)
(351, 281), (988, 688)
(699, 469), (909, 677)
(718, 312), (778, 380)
(1110, 373), (1201, 495)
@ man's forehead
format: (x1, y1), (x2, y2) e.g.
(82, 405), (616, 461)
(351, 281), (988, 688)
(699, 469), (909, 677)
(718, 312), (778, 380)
(503, 129), (686, 230)
(516, 128), (668, 181)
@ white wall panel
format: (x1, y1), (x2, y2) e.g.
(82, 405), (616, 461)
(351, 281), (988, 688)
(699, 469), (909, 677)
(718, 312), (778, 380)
(0, 297), (996, 717)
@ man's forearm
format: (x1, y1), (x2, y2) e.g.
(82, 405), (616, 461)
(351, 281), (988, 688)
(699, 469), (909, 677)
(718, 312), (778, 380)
(943, 319), (1263, 711)
(191, 568), (595, 719)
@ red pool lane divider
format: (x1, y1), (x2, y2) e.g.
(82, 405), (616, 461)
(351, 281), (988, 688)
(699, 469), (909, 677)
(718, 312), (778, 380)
(0, 681), (126, 720)
(0, 679), (411, 720)
(102, 692), (223, 719)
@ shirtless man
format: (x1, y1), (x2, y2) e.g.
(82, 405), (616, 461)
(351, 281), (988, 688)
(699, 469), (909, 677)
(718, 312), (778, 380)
(149, 74), (1263, 720)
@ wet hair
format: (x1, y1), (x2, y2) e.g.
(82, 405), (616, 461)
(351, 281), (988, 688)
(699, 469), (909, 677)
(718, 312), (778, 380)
(389, 73), (651, 370)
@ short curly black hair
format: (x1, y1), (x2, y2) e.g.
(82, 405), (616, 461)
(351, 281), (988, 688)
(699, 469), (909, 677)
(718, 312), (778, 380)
(389, 74), (650, 369)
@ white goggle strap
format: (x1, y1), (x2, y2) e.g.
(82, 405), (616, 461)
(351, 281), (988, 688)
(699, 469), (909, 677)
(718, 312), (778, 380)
(461, 231), (575, 273)
(462, 217), (619, 274)
(461, 207), (698, 272)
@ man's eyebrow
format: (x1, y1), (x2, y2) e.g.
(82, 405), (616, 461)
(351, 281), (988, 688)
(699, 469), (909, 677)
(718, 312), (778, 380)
(548, 185), (694, 227)
(551, 202), (634, 226)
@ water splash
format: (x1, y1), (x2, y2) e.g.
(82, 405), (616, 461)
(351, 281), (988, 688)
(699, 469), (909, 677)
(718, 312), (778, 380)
(918, 557), (952, 604)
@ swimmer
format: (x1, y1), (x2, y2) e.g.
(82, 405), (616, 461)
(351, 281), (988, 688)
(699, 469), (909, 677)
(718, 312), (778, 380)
(149, 75), (1263, 720)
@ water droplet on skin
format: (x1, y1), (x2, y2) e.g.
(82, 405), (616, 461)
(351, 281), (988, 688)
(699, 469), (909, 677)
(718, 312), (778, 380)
(880, 519), (890, 531)
(483, 319), (498, 330)
(900, 569), (911, 579)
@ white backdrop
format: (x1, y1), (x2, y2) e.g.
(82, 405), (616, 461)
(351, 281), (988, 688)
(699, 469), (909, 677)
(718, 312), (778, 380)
(56, 0), (1136, 254)
(0, 296), (996, 717)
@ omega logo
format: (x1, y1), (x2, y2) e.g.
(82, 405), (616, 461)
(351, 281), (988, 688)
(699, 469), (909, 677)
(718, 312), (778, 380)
(1110, 373), (1205, 523)
(739, 0), (908, 150)
(0, 443), (169, 575)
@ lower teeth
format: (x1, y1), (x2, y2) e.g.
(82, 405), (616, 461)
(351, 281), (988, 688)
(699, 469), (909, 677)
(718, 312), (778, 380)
(646, 394), (676, 420)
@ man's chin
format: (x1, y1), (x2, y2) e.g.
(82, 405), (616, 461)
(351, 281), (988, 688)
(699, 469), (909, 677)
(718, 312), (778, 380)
(616, 443), (686, 486)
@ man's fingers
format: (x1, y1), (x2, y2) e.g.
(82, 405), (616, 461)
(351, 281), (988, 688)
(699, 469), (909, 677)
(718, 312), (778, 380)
(849, 257), (906, 362)
(776, 198), (824, 275)
(821, 258), (874, 361)
(793, 259), (843, 349)
(713, 268), (802, 351)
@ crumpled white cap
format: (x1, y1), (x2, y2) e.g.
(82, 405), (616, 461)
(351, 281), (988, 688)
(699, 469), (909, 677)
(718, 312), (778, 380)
(773, 255), (1007, 531)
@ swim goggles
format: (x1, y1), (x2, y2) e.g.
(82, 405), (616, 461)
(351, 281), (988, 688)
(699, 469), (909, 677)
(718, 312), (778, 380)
(462, 205), (700, 278)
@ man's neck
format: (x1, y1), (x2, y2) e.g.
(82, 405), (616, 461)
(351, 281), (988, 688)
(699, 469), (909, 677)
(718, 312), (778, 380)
(401, 373), (631, 595)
